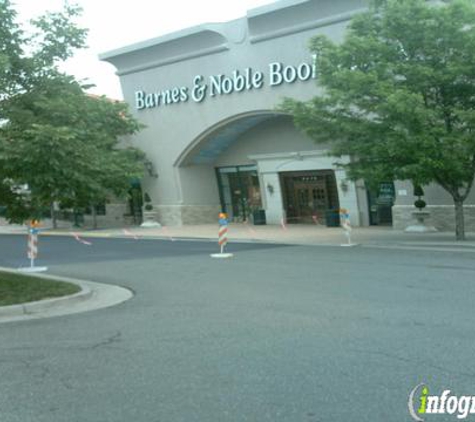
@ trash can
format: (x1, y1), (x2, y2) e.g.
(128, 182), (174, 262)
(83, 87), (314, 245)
(252, 209), (266, 225)
(325, 209), (340, 227)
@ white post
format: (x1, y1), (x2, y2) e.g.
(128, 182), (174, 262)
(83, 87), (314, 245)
(339, 209), (357, 247)
(211, 213), (233, 259)
(344, 229), (352, 246)
(18, 224), (48, 273)
(28, 231), (37, 268)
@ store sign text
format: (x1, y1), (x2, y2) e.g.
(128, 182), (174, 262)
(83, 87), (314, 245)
(134, 56), (317, 110)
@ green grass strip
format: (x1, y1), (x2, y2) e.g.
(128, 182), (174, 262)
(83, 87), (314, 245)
(0, 271), (80, 306)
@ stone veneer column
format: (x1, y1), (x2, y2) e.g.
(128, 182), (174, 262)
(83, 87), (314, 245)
(156, 205), (221, 226)
(261, 173), (285, 224)
(334, 170), (360, 226)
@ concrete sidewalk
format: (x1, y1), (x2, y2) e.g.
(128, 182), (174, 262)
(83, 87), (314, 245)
(2, 220), (474, 251)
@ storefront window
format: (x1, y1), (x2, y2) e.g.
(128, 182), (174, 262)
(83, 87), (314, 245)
(367, 182), (395, 225)
(216, 165), (262, 222)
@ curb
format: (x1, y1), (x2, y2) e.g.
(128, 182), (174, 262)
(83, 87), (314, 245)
(2, 227), (475, 251)
(0, 267), (93, 317)
(0, 230), (282, 245)
(0, 266), (133, 323)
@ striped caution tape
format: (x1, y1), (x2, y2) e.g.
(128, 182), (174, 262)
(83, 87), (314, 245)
(211, 213), (233, 258)
(281, 213), (336, 227)
(243, 219), (258, 237)
(281, 218), (288, 231)
(72, 232), (93, 246)
(282, 215), (321, 225)
(161, 225), (176, 241)
(123, 229), (140, 240)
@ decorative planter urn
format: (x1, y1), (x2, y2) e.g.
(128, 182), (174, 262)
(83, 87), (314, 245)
(404, 210), (437, 233)
(140, 210), (161, 228)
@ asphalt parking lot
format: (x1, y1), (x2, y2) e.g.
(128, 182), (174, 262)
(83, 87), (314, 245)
(1, 234), (474, 421)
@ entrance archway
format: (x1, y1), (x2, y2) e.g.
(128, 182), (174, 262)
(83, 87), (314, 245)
(174, 111), (284, 167)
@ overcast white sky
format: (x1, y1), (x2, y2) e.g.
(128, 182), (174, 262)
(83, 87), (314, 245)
(13, 0), (277, 99)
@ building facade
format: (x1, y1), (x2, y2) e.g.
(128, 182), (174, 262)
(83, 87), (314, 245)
(100, 0), (475, 230)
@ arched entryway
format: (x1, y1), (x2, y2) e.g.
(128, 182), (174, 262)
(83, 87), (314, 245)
(175, 111), (282, 167)
(173, 111), (365, 226)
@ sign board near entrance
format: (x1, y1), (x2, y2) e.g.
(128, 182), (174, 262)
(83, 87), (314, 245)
(134, 55), (317, 110)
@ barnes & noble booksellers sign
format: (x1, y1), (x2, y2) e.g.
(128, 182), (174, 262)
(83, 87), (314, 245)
(134, 56), (317, 111)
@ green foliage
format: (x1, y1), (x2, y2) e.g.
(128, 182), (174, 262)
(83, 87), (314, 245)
(413, 185), (424, 197)
(143, 193), (153, 211)
(1, 77), (145, 221)
(281, 0), (475, 239)
(0, 270), (80, 306)
(0, 0), (87, 96)
(30, 3), (86, 66)
(0, 0), (24, 95)
(0, 1), (145, 223)
(414, 198), (427, 209)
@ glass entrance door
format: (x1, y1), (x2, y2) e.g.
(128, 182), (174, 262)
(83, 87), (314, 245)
(216, 165), (262, 222)
(294, 182), (328, 223)
(281, 171), (339, 224)
(368, 182), (395, 225)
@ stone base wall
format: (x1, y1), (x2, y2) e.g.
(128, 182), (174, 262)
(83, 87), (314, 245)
(82, 203), (129, 228)
(393, 205), (475, 231)
(156, 205), (222, 226)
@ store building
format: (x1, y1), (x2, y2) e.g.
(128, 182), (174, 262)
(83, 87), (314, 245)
(100, 0), (475, 230)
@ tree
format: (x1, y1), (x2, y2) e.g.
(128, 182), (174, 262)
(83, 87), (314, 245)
(281, 0), (475, 240)
(1, 75), (145, 226)
(0, 0), (86, 98)
(0, 1), (145, 226)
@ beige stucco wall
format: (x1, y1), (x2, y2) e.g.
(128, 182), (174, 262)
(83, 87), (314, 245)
(99, 0), (475, 230)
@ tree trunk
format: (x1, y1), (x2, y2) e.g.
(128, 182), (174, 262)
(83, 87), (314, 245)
(92, 205), (98, 230)
(454, 198), (465, 241)
(50, 202), (57, 229)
